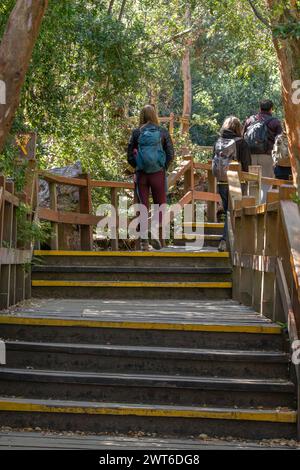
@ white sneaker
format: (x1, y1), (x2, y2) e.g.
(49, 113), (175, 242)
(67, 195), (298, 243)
(218, 240), (227, 252)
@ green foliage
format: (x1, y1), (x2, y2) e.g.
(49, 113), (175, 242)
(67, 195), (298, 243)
(0, 142), (28, 192)
(0, 0), (286, 186)
(16, 204), (52, 246)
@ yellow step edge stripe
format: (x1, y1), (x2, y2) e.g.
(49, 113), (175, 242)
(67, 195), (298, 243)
(32, 280), (232, 289)
(0, 315), (282, 334)
(33, 250), (229, 258)
(183, 223), (224, 228)
(182, 234), (222, 240)
(0, 401), (295, 423)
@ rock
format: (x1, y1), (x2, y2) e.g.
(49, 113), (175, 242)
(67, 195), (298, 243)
(39, 161), (83, 212)
(38, 161), (83, 250)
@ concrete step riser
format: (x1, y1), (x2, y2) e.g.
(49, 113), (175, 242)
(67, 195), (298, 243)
(31, 272), (232, 282)
(0, 325), (284, 351)
(5, 349), (289, 379)
(32, 286), (232, 300)
(0, 379), (295, 408)
(0, 412), (295, 440)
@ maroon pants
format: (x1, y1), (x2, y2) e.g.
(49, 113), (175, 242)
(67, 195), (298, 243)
(135, 170), (167, 227)
(135, 170), (167, 207)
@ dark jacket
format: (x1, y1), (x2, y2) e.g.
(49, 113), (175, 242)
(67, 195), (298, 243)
(127, 123), (174, 170)
(213, 129), (252, 173)
(243, 111), (282, 154)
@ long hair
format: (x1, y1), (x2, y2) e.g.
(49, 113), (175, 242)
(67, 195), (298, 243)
(220, 116), (242, 137)
(139, 105), (159, 128)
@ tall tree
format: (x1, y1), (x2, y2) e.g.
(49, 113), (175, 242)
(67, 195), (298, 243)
(0, 0), (48, 152)
(266, 0), (300, 189)
(181, 3), (192, 135)
(248, 0), (300, 188)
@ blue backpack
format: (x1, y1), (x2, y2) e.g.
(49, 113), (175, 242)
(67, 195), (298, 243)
(136, 125), (166, 173)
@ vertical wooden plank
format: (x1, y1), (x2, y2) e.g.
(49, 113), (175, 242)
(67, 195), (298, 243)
(183, 158), (194, 224)
(232, 202), (242, 302)
(9, 187), (17, 306)
(207, 169), (217, 222)
(239, 197), (256, 306)
(252, 212), (264, 313)
(248, 165), (262, 204)
(262, 208), (278, 320)
(169, 112), (175, 138)
(110, 187), (119, 251)
(15, 264), (25, 304)
(0, 181), (13, 309)
(79, 173), (93, 251)
(49, 182), (59, 250)
(0, 176), (5, 309)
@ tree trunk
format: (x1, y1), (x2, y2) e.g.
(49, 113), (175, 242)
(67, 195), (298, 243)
(0, 0), (48, 153)
(265, 0), (300, 190)
(181, 5), (192, 136)
(118, 0), (127, 21)
(108, 0), (115, 15)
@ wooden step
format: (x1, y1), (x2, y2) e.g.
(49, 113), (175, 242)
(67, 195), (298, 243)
(0, 397), (296, 439)
(0, 367), (296, 408)
(31, 266), (232, 283)
(31, 280), (232, 300)
(5, 341), (289, 379)
(33, 250), (231, 268)
(0, 306), (283, 350)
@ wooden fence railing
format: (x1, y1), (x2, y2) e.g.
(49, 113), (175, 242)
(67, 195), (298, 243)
(227, 164), (300, 439)
(0, 174), (36, 310)
(36, 153), (223, 251)
(35, 153), (290, 251)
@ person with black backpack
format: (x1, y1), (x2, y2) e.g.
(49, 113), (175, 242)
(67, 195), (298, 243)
(243, 99), (282, 201)
(212, 116), (251, 252)
(127, 105), (174, 251)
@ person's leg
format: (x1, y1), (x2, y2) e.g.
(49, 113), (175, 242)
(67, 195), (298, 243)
(218, 184), (229, 246)
(149, 170), (167, 248)
(274, 165), (291, 181)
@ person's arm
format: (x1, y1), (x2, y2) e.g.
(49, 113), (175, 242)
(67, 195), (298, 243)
(237, 139), (252, 172)
(273, 119), (283, 138)
(162, 129), (175, 169)
(242, 117), (251, 137)
(127, 129), (139, 168)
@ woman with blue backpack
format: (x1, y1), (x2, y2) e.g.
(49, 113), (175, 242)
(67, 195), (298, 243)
(127, 105), (174, 251)
(212, 116), (251, 252)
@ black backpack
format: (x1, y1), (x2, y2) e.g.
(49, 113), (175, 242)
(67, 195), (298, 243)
(244, 115), (274, 154)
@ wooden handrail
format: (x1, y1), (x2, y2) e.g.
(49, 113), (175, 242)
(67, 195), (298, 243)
(227, 170), (300, 439)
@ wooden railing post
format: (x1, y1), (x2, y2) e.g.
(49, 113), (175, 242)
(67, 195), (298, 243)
(79, 173), (93, 251)
(207, 169), (217, 222)
(110, 187), (119, 251)
(248, 165), (262, 204)
(0, 178), (13, 309)
(49, 182), (59, 250)
(239, 196), (256, 306)
(169, 112), (175, 138)
(261, 199), (279, 320)
(231, 200), (242, 302)
(183, 157), (195, 223)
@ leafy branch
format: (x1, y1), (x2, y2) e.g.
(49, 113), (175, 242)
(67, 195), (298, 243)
(246, 0), (272, 29)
